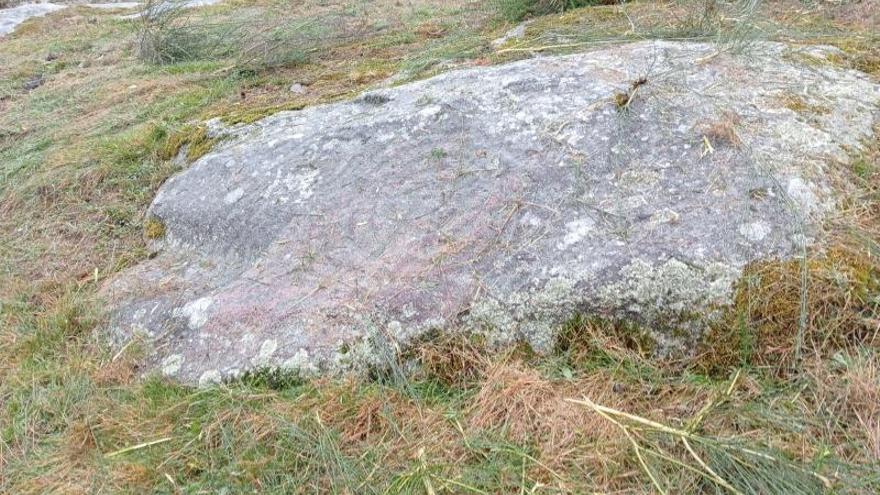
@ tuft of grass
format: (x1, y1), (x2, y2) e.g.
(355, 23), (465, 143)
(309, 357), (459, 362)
(701, 110), (743, 148)
(779, 93), (830, 115)
(569, 396), (830, 495)
(412, 333), (488, 389)
(554, 315), (657, 368)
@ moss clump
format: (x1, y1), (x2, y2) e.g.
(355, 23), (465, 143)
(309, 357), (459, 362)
(832, 38), (880, 76)
(237, 367), (305, 391)
(697, 246), (880, 376)
(159, 125), (216, 163)
(220, 102), (307, 125)
(144, 216), (166, 240)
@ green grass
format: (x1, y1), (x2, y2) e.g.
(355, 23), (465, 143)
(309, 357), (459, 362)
(2, 0), (880, 493)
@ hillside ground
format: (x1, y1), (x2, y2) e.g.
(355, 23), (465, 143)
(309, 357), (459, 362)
(1, 0), (879, 493)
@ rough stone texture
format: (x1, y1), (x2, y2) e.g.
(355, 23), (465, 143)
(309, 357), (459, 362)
(0, 2), (65, 36)
(103, 41), (880, 385)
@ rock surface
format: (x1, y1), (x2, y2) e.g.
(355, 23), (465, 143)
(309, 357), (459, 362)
(104, 41), (880, 385)
(0, 2), (65, 36)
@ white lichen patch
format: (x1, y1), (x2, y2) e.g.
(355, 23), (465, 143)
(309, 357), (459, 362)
(599, 258), (740, 318)
(739, 220), (772, 242)
(161, 354), (184, 376)
(281, 348), (319, 375)
(557, 218), (596, 250)
(198, 369), (222, 387)
(785, 177), (819, 216)
(467, 276), (580, 352)
(262, 167), (319, 204)
(252, 338), (278, 366)
(174, 296), (213, 329)
(286, 168), (319, 204)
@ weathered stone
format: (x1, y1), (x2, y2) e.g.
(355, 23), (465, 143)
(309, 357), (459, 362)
(103, 41), (880, 384)
(0, 2), (65, 37)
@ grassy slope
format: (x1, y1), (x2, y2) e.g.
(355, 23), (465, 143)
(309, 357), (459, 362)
(1, 0), (879, 493)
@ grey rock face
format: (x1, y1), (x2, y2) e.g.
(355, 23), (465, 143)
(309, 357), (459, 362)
(0, 2), (65, 37)
(104, 41), (880, 384)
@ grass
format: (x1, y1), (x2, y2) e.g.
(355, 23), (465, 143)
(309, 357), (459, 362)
(1, 0), (880, 493)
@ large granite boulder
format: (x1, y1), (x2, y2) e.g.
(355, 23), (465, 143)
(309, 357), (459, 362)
(104, 41), (880, 385)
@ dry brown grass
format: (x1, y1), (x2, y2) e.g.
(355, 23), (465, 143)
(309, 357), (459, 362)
(415, 333), (489, 388)
(807, 353), (880, 462)
(700, 109), (742, 148)
(840, 358), (880, 460)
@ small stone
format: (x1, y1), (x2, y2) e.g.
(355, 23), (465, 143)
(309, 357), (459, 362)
(649, 208), (680, 225)
(289, 83), (307, 94)
(23, 74), (45, 91)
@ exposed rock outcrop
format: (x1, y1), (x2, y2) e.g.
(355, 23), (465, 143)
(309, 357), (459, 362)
(104, 41), (880, 384)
